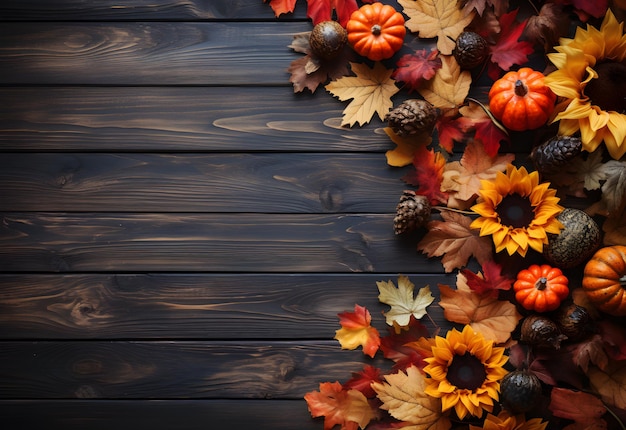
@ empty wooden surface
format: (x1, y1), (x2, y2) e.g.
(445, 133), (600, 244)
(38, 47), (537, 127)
(0, 1), (510, 429)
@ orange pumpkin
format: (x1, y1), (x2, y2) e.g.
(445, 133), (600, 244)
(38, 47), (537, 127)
(514, 264), (569, 312)
(488, 68), (556, 132)
(346, 2), (405, 61)
(582, 245), (626, 316)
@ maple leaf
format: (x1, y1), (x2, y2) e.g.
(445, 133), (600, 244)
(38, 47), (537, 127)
(380, 318), (431, 371)
(441, 139), (515, 209)
(372, 365), (451, 430)
(549, 387), (607, 429)
(343, 365), (383, 399)
(384, 127), (432, 167)
(401, 145), (449, 205)
(524, 3), (572, 52)
(265, 0), (298, 17)
(463, 0), (509, 16)
(306, 0), (375, 27)
(399, 0), (475, 55)
(571, 334), (609, 372)
(417, 210), (494, 273)
(487, 9), (534, 80)
(418, 55), (472, 110)
(438, 273), (522, 343)
(305, 381), (377, 430)
(587, 161), (626, 217)
(377, 275), (435, 327)
(554, 0), (609, 20)
(458, 101), (509, 157)
(326, 62), (399, 127)
(460, 260), (513, 295)
(335, 304), (381, 358)
(588, 360), (626, 410)
(435, 112), (474, 153)
(392, 49), (442, 93)
(598, 320), (626, 361)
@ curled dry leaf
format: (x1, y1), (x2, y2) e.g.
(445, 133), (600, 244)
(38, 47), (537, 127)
(524, 3), (572, 52)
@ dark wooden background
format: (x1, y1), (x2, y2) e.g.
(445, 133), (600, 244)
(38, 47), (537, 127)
(0, 1), (532, 429)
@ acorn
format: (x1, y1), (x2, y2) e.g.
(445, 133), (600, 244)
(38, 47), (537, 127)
(499, 370), (543, 414)
(309, 21), (348, 61)
(543, 208), (601, 269)
(553, 302), (595, 343)
(453, 31), (489, 69)
(520, 314), (567, 349)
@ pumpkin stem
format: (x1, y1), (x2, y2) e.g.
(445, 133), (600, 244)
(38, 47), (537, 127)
(535, 277), (548, 290)
(371, 24), (382, 36)
(514, 80), (528, 97)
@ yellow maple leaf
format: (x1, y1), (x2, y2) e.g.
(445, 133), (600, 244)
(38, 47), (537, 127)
(418, 55), (471, 109)
(384, 127), (432, 167)
(377, 275), (435, 327)
(373, 366), (451, 430)
(399, 0), (475, 55)
(587, 360), (626, 410)
(438, 273), (522, 344)
(326, 62), (399, 127)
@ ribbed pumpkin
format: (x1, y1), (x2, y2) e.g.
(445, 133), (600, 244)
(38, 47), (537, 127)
(346, 2), (406, 61)
(582, 245), (626, 316)
(489, 68), (556, 131)
(514, 264), (569, 312)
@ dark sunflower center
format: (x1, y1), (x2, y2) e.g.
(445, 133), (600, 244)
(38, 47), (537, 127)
(447, 352), (487, 391)
(497, 193), (534, 229)
(584, 61), (626, 113)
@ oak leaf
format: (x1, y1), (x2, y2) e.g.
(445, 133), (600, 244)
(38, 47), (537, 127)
(402, 145), (449, 205)
(384, 127), (432, 167)
(326, 62), (399, 127)
(438, 273), (521, 343)
(399, 0), (475, 55)
(549, 387), (607, 428)
(335, 304), (381, 358)
(392, 49), (442, 93)
(587, 360), (626, 410)
(305, 381), (376, 430)
(417, 210), (493, 273)
(372, 365), (451, 430)
(377, 275), (435, 327)
(418, 55), (472, 110)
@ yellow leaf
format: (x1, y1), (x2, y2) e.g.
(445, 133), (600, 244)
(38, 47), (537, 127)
(326, 62), (399, 127)
(372, 366), (451, 430)
(588, 360), (626, 410)
(418, 55), (471, 109)
(377, 275), (435, 327)
(438, 273), (522, 344)
(399, 0), (475, 55)
(384, 127), (432, 167)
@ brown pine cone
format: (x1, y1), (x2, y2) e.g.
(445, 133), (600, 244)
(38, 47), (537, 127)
(385, 99), (439, 137)
(393, 191), (431, 234)
(530, 135), (582, 174)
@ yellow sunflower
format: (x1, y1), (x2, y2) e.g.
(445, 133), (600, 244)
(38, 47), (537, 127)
(545, 9), (626, 159)
(421, 325), (508, 420)
(470, 165), (563, 257)
(469, 411), (548, 430)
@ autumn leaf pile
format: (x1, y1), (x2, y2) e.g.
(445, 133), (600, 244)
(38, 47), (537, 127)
(266, 0), (626, 428)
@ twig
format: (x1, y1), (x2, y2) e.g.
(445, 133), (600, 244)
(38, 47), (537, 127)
(432, 205), (476, 216)
(526, 0), (540, 15)
(605, 404), (626, 430)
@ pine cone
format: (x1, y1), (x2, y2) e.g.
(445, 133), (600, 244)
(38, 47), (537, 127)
(385, 99), (438, 137)
(394, 191), (431, 234)
(453, 31), (489, 70)
(530, 135), (582, 174)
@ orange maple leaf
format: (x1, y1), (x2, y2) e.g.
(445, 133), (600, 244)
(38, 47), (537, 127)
(265, 0), (298, 17)
(305, 381), (376, 430)
(549, 387), (608, 429)
(335, 304), (381, 357)
(402, 145), (449, 205)
(417, 210), (493, 272)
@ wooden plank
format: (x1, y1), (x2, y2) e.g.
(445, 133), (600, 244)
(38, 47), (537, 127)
(0, 213), (439, 273)
(0, 340), (388, 399)
(0, 273), (450, 339)
(0, 0), (308, 21)
(0, 22), (317, 85)
(0, 153), (409, 213)
(0, 87), (390, 152)
(0, 399), (321, 430)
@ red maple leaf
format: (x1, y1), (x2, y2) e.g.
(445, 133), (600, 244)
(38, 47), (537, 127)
(307, 0), (375, 26)
(379, 317), (431, 371)
(487, 9), (534, 80)
(343, 365), (382, 398)
(402, 145), (449, 205)
(461, 260), (514, 295)
(265, 0), (298, 17)
(435, 114), (474, 153)
(392, 49), (442, 93)
(473, 117), (509, 157)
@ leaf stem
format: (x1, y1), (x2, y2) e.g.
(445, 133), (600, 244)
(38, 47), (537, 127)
(605, 404), (626, 430)
(432, 206), (476, 216)
(526, 0), (540, 15)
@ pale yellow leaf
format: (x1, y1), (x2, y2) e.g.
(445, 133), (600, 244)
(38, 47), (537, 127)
(384, 127), (432, 167)
(377, 275), (435, 327)
(399, 0), (475, 55)
(418, 55), (471, 109)
(588, 360), (626, 410)
(372, 366), (451, 430)
(326, 62), (399, 127)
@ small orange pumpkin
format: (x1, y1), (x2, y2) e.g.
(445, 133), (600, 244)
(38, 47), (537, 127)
(514, 264), (569, 313)
(488, 68), (556, 132)
(582, 245), (626, 316)
(346, 2), (406, 61)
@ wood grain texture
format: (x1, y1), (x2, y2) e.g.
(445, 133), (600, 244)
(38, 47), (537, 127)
(0, 273), (450, 339)
(0, 399), (319, 430)
(0, 153), (410, 213)
(0, 213), (435, 273)
(0, 340), (387, 399)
